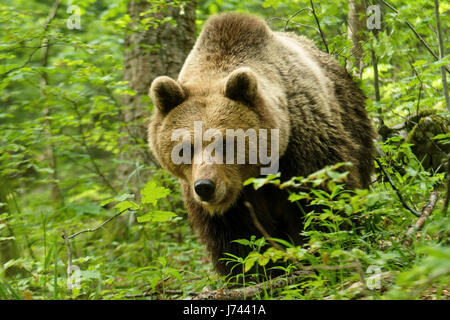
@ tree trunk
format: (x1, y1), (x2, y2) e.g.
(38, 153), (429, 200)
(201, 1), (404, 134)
(347, 0), (367, 77)
(42, 0), (64, 205)
(117, 0), (196, 187)
(433, 0), (450, 111)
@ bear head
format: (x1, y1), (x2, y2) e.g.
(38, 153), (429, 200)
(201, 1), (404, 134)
(148, 67), (290, 215)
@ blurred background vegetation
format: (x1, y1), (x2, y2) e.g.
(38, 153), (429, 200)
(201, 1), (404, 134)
(0, 0), (448, 300)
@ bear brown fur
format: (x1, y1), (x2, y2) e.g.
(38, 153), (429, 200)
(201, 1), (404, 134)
(148, 13), (376, 276)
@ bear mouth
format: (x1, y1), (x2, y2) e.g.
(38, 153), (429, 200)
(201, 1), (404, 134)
(198, 189), (240, 215)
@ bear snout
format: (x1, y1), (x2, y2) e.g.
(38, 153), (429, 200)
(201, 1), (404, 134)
(194, 179), (216, 202)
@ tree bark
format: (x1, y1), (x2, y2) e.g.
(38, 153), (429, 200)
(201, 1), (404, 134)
(347, 0), (367, 77)
(117, 0), (196, 186)
(433, 0), (450, 111)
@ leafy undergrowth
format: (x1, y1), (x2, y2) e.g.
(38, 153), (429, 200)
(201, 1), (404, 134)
(0, 0), (449, 301)
(1, 142), (448, 300)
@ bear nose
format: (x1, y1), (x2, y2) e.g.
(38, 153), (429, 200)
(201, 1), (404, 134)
(194, 179), (216, 202)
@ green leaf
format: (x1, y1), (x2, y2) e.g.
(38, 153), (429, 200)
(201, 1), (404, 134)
(243, 173), (280, 190)
(405, 167), (417, 177)
(141, 181), (171, 205)
(263, 0), (282, 9)
(166, 267), (182, 281)
(288, 192), (308, 202)
(99, 198), (115, 207)
(244, 252), (261, 272)
(327, 170), (349, 182)
(114, 201), (139, 212)
(232, 239), (253, 247)
(432, 133), (450, 140)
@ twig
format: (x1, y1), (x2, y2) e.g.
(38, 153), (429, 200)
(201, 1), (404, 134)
(403, 191), (439, 246)
(102, 83), (157, 167)
(41, 0), (62, 84)
(379, 0), (450, 74)
(443, 155), (450, 216)
(0, 46), (43, 80)
(61, 207), (131, 295)
(191, 270), (312, 300)
(61, 229), (73, 295)
(244, 201), (283, 251)
(283, 8), (312, 32)
(433, 0), (450, 111)
(67, 208), (130, 240)
(0, 0), (61, 80)
(41, 0), (64, 205)
(266, 8), (328, 52)
(309, 0), (329, 53)
(335, 38), (370, 60)
(266, 17), (318, 33)
(408, 59), (424, 115)
(371, 45), (382, 124)
(64, 97), (118, 194)
(374, 158), (422, 217)
(192, 260), (368, 300)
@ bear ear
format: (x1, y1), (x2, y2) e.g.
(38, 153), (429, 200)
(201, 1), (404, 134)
(149, 76), (186, 114)
(224, 68), (258, 105)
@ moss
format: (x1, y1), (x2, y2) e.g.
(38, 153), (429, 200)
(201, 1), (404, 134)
(406, 113), (450, 171)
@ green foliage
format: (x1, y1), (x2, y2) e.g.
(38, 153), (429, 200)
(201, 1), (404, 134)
(0, 0), (448, 300)
(233, 158), (448, 299)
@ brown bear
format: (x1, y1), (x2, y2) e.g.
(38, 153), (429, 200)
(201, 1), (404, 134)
(148, 13), (376, 276)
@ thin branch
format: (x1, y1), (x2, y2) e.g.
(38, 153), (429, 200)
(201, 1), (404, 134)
(266, 17), (318, 33)
(371, 45), (382, 124)
(192, 260), (369, 300)
(408, 59), (424, 115)
(41, 0), (62, 86)
(64, 97), (118, 194)
(283, 8), (312, 32)
(375, 158), (422, 217)
(403, 191), (439, 246)
(0, 0), (61, 80)
(61, 229), (73, 295)
(0, 46), (43, 80)
(433, 0), (450, 111)
(67, 208), (129, 240)
(335, 38), (370, 60)
(244, 201), (283, 251)
(41, 0), (64, 204)
(102, 84), (157, 166)
(309, 0), (329, 53)
(380, 0), (450, 74)
(191, 270), (313, 300)
(43, 0), (62, 32)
